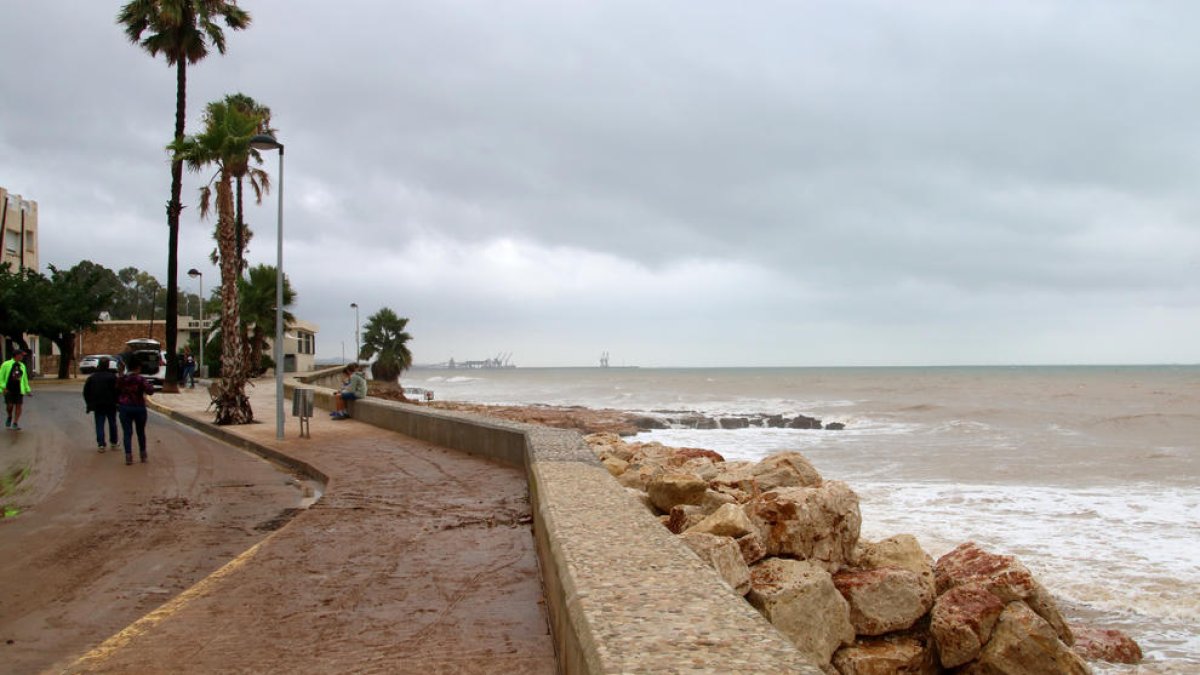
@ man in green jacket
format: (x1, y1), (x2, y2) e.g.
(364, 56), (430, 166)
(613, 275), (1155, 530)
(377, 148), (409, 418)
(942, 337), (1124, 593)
(2, 349), (32, 431)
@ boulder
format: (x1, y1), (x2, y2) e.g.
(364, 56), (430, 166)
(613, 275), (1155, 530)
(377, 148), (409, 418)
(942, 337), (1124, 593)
(736, 531), (767, 565)
(600, 455), (629, 477)
(833, 567), (935, 636)
(832, 635), (939, 675)
(646, 472), (708, 512)
(857, 534), (937, 604)
(747, 558), (855, 666)
(963, 602), (1090, 675)
(826, 422), (846, 430)
(708, 462), (763, 496)
(930, 583), (1006, 668)
(751, 451), (824, 490)
(679, 531), (751, 595)
(856, 534), (933, 576)
(788, 414), (824, 429)
(746, 481), (862, 572)
(666, 504), (708, 534)
(699, 488), (737, 513)
(935, 542), (1073, 646)
(686, 503), (756, 538)
(719, 417), (750, 429)
(1070, 625), (1142, 664)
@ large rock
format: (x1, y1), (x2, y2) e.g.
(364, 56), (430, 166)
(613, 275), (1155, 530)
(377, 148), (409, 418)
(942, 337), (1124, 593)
(747, 558), (855, 666)
(646, 472), (708, 512)
(962, 602), (1091, 675)
(832, 635), (939, 675)
(833, 566), (935, 636)
(746, 481), (862, 572)
(751, 451), (823, 490)
(1070, 625), (1142, 665)
(856, 534), (933, 577)
(679, 532), (751, 595)
(935, 542), (1073, 646)
(930, 583), (1006, 668)
(736, 531), (767, 565)
(855, 534), (936, 599)
(686, 503), (756, 538)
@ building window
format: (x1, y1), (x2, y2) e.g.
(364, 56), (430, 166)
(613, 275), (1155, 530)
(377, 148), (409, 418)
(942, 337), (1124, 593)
(4, 230), (18, 254)
(296, 331), (315, 355)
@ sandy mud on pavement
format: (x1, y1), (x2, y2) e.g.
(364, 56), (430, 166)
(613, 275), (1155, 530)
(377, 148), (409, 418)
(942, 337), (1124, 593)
(0, 387), (313, 673)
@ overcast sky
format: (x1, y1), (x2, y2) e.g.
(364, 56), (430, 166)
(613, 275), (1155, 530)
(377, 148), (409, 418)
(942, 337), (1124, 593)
(2, 2), (1198, 367)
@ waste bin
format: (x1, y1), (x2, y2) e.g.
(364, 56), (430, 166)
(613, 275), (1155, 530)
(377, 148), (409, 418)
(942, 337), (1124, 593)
(292, 388), (314, 417)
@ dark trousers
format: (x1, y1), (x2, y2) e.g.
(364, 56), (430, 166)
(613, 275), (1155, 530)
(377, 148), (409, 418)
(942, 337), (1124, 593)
(118, 404), (148, 458)
(93, 408), (117, 446)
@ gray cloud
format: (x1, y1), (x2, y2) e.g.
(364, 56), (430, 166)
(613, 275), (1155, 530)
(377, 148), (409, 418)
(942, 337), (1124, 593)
(3, 1), (1198, 367)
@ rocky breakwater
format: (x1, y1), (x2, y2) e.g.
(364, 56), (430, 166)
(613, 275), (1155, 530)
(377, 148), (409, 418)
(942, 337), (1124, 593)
(585, 433), (1143, 673)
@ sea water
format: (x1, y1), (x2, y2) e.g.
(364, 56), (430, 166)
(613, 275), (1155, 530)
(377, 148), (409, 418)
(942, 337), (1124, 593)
(409, 365), (1200, 672)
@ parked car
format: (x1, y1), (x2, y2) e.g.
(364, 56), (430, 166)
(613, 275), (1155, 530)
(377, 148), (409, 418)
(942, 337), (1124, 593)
(79, 354), (118, 374)
(121, 338), (164, 388)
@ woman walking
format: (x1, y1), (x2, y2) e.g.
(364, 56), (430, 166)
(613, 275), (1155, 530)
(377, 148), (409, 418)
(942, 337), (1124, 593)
(116, 360), (155, 465)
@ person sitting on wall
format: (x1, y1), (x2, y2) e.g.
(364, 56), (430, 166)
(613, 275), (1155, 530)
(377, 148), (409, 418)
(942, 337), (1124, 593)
(331, 364), (368, 420)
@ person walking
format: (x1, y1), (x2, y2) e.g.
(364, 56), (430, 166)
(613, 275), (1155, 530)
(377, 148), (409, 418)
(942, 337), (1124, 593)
(83, 356), (119, 452)
(116, 360), (155, 465)
(180, 347), (196, 388)
(1, 348), (32, 431)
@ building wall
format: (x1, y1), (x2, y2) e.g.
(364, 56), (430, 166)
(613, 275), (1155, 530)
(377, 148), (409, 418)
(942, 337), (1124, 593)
(1, 186), (40, 371)
(73, 317), (321, 375)
(0, 187), (38, 273)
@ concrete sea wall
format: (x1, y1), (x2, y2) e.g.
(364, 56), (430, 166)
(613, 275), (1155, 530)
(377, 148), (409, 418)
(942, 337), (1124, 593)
(298, 369), (818, 674)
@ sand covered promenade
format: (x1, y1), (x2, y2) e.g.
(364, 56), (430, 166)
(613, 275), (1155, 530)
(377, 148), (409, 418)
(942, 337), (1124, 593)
(60, 381), (556, 674)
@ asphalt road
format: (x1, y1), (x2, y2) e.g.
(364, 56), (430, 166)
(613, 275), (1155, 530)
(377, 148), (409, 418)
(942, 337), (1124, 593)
(0, 383), (312, 673)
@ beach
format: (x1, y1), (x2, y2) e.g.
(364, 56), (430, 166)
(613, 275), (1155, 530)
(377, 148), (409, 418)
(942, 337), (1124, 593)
(411, 364), (1200, 672)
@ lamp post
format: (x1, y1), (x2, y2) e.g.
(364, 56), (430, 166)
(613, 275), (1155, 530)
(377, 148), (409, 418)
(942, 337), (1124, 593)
(187, 268), (204, 377)
(350, 302), (359, 363)
(250, 133), (285, 440)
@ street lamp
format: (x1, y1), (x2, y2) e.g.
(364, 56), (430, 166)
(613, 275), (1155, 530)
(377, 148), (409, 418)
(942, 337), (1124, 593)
(250, 133), (285, 440)
(187, 268), (204, 377)
(350, 302), (359, 363)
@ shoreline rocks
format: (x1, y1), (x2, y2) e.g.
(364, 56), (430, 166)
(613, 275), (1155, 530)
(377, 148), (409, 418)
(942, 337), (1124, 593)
(583, 432), (1141, 674)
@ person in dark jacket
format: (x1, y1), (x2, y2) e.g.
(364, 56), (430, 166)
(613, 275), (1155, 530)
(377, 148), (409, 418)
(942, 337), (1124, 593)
(116, 360), (155, 465)
(83, 357), (119, 452)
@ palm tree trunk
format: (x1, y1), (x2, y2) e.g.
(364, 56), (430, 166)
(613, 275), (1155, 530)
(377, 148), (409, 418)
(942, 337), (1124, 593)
(214, 172), (252, 424)
(235, 177), (245, 272)
(162, 57), (186, 393)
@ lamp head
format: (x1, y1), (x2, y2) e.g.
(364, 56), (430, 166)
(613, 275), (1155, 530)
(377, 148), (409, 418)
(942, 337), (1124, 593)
(187, 268), (201, 278)
(250, 134), (283, 151)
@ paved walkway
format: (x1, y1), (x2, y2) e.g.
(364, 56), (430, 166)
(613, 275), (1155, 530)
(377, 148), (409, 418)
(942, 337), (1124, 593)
(63, 381), (556, 674)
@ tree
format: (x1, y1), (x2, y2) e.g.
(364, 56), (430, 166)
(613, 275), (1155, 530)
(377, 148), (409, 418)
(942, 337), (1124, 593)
(237, 264), (295, 375)
(173, 96), (263, 424)
(0, 263), (41, 353)
(359, 308), (414, 383)
(227, 93), (273, 272)
(33, 264), (117, 379)
(117, 0), (252, 392)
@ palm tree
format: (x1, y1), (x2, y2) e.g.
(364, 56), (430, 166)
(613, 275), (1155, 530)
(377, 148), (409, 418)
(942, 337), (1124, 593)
(117, 0), (251, 392)
(172, 97), (264, 424)
(359, 308), (414, 383)
(225, 93), (274, 272)
(238, 264), (295, 375)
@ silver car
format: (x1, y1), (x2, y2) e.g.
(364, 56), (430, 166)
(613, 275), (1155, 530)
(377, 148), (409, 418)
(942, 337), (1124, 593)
(79, 354), (118, 374)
